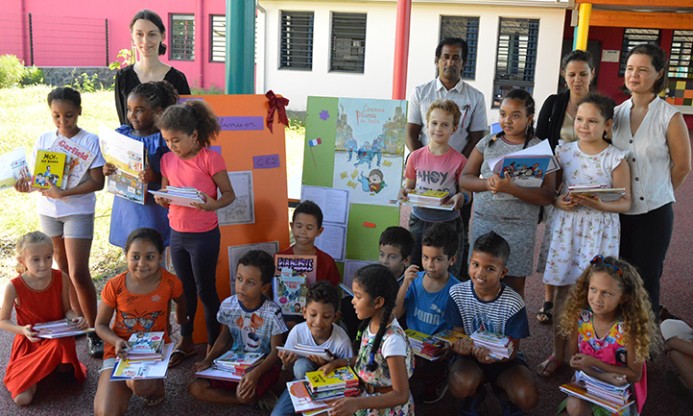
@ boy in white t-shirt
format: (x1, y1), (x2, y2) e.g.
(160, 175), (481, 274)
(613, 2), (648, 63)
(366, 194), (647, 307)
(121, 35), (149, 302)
(271, 281), (354, 416)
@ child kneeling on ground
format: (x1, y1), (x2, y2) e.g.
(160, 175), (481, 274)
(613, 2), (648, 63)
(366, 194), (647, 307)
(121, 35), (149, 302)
(445, 231), (538, 415)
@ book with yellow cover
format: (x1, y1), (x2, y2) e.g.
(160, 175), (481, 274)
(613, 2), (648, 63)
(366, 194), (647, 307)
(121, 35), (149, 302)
(32, 150), (66, 189)
(305, 366), (359, 392)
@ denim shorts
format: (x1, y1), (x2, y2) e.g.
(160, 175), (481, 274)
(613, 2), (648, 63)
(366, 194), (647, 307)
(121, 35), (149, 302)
(39, 213), (94, 239)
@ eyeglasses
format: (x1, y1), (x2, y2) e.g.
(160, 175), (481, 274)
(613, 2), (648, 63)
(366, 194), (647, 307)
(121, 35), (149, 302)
(590, 255), (622, 276)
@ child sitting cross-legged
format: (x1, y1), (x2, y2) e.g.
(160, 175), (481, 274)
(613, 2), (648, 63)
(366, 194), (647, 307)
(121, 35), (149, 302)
(271, 281), (354, 416)
(445, 231), (538, 415)
(189, 250), (288, 406)
(378, 226), (415, 285)
(394, 222), (461, 404)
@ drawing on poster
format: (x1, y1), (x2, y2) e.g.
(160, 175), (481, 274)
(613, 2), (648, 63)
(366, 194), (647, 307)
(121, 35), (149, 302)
(228, 241), (279, 293)
(332, 98), (406, 206)
(218, 171), (254, 225)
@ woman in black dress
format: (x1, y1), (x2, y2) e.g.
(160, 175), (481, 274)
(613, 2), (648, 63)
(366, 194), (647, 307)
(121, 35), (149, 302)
(115, 10), (191, 125)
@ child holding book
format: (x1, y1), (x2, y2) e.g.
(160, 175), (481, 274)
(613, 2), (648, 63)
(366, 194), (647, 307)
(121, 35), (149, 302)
(0, 231), (88, 405)
(394, 222), (460, 404)
(402, 99), (469, 279)
(190, 250), (288, 406)
(321, 264), (414, 416)
(537, 94), (632, 378)
(445, 231), (537, 415)
(279, 200), (340, 286)
(14, 87), (106, 356)
(378, 226), (414, 285)
(93, 228), (186, 415)
(153, 101), (236, 364)
(460, 89), (556, 298)
(272, 281), (353, 416)
(104, 81), (179, 249)
(557, 256), (658, 415)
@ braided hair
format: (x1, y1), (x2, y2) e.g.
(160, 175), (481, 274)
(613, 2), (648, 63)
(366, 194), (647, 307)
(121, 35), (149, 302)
(353, 264), (399, 371)
(129, 81), (179, 112)
(491, 88), (536, 150)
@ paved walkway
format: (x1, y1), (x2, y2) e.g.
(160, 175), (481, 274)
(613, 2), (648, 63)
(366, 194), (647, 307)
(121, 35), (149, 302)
(1, 145), (691, 415)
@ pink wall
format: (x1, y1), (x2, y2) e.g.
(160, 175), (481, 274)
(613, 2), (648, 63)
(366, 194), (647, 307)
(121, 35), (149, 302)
(6, 0), (227, 89)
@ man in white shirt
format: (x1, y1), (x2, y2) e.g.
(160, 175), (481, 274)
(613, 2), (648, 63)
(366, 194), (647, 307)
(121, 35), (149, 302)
(407, 38), (487, 157)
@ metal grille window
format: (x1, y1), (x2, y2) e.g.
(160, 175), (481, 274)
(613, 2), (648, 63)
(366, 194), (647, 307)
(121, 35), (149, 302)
(492, 18), (539, 108)
(669, 30), (693, 79)
(619, 28), (660, 76)
(330, 12), (366, 73)
(440, 16), (479, 80)
(280, 11), (314, 70)
(210, 15), (225, 63)
(170, 14), (195, 61)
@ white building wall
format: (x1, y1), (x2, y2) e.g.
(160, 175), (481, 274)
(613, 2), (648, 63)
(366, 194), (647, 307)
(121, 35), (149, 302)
(259, 1), (566, 127)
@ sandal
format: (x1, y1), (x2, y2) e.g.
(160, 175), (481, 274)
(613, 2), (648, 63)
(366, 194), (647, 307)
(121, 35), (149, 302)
(143, 394), (164, 406)
(536, 301), (553, 324)
(167, 349), (196, 368)
(536, 355), (563, 378)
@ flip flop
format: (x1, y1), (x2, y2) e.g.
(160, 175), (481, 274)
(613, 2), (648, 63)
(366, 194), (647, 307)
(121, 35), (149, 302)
(536, 301), (553, 324)
(168, 349), (196, 368)
(536, 355), (563, 378)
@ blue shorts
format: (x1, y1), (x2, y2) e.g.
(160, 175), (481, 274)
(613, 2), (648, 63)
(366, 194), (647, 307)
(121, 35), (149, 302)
(39, 214), (94, 239)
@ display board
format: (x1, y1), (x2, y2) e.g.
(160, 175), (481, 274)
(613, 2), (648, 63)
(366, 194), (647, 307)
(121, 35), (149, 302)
(302, 97), (406, 271)
(184, 94), (290, 343)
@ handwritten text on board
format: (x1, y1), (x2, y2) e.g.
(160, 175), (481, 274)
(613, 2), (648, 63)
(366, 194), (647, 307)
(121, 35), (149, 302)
(218, 116), (264, 131)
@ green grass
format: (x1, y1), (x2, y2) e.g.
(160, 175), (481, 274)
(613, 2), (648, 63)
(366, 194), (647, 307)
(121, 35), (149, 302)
(0, 85), (305, 281)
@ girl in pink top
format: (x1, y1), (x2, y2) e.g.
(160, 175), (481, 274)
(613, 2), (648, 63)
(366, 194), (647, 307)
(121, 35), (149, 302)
(154, 101), (235, 365)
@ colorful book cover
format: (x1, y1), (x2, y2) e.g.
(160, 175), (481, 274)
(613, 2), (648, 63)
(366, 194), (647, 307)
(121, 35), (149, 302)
(286, 380), (332, 413)
(111, 343), (173, 380)
(406, 190), (450, 204)
(48, 136), (95, 189)
(0, 147), (29, 190)
(305, 366), (359, 392)
(559, 382), (635, 414)
(99, 126), (147, 204)
(213, 350), (265, 368)
(127, 331), (164, 354)
(433, 329), (471, 345)
(273, 254), (317, 316)
(32, 150), (66, 189)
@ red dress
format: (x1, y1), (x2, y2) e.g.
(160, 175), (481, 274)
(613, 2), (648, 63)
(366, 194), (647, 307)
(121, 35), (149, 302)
(3, 270), (87, 398)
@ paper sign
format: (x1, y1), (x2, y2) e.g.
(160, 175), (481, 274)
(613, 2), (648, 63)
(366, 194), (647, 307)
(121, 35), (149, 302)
(218, 116), (264, 131)
(253, 154), (280, 169)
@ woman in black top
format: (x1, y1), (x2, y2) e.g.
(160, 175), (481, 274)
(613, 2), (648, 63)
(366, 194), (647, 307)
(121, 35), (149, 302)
(534, 50), (594, 330)
(114, 10), (190, 125)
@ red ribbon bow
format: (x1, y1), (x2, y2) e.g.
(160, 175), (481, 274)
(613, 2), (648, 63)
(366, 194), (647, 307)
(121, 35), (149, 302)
(265, 90), (289, 133)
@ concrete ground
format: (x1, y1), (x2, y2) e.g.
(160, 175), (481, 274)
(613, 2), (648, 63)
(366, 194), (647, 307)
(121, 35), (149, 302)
(1, 146), (692, 415)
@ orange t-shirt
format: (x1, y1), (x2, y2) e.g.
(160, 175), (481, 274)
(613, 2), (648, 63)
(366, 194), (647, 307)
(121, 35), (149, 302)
(100, 269), (183, 359)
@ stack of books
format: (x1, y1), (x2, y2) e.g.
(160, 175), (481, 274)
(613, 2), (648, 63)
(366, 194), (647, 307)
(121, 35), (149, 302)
(33, 319), (94, 339)
(405, 329), (448, 361)
(470, 330), (514, 359)
(404, 190), (454, 211)
(195, 351), (265, 381)
(148, 186), (205, 207)
(568, 184), (626, 202)
(304, 366), (360, 401)
(560, 371), (634, 414)
(111, 343), (174, 380)
(277, 343), (334, 361)
(433, 329), (471, 346)
(126, 332), (166, 361)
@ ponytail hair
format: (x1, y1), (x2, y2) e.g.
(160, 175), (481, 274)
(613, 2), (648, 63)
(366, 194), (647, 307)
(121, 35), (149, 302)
(157, 101), (221, 147)
(129, 81), (179, 112)
(353, 264), (399, 371)
(491, 88), (536, 149)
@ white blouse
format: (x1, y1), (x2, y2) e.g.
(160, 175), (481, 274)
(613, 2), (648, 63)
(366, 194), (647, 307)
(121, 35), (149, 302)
(612, 97), (679, 215)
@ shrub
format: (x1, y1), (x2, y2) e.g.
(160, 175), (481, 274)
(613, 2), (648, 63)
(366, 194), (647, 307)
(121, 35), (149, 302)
(0, 54), (25, 88)
(69, 70), (104, 93)
(20, 66), (44, 86)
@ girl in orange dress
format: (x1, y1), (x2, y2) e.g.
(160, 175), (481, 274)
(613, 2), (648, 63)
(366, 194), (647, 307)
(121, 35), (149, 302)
(0, 231), (88, 405)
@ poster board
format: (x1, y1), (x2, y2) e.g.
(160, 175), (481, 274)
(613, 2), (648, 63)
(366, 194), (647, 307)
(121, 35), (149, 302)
(183, 95), (290, 342)
(302, 97), (406, 276)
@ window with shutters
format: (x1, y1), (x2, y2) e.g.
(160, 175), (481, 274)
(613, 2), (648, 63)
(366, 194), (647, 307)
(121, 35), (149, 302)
(669, 30), (693, 79)
(170, 14), (195, 61)
(280, 11), (314, 70)
(210, 15), (225, 63)
(619, 28), (660, 76)
(440, 16), (479, 80)
(330, 12), (366, 73)
(492, 18), (539, 108)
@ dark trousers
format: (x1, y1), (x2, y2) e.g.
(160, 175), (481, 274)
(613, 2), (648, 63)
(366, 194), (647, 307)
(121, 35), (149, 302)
(170, 227), (221, 344)
(619, 203), (674, 314)
(409, 214), (465, 280)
